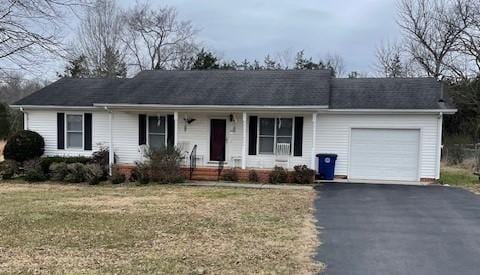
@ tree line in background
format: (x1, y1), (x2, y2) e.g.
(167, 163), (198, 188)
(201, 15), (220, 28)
(1, 0), (480, 145)
(373, 0), (480, 145)
(54, 0), (346, 78)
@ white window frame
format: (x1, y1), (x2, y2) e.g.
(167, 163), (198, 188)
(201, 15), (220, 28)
(65, 113), (84, 150)
(257, 117), (295, 155)
(258, 117), (275, 154)
(147, 115), (168, 149)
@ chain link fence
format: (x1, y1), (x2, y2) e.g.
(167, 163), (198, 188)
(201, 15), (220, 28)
(442, 144), (480, 171)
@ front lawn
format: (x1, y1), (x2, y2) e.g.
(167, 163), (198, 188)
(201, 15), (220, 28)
(440, 167), (480, 193)
(0, 182), (322, 274)
(440, 167), (479, 186)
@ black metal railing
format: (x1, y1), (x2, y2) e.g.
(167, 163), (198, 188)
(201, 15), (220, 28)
(217, 160), (224, 181)
(189, 145), (197, 180)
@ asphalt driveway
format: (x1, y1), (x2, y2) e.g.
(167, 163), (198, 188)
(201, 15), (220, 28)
(314, 183), (480, 275)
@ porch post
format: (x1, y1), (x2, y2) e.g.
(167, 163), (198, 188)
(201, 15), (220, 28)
(174, 111), (179, 147)
(242, 112), (247, 169)
(311, 113), (317, 169)
(108, 109), (114, 175)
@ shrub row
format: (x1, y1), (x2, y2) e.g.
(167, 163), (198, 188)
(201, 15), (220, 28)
(0, 148), (118, 184)
(40, 156), (91, 174)
(268, 165), (315, 184)
(219, 165), (315, 184)
(20, 158), (109, 184)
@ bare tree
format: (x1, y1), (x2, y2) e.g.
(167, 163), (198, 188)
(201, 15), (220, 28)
(170, 41), (199, 70)
(0, 72), (45, 104)
(76, 0), (126, 77)
(375, 40), (415, 77)
(275, 48), (294, 69)
(458, 1), (480, 76)
(324, 53), (346, 77)
(122, 3), (198, 71)
(397, 0), (473, 78)
(0, 0), (82, 73)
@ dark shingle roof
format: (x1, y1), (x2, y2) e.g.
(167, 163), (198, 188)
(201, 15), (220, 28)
(13, 70), (453, 110)
(330, 78), (450, 109)
(12, 78), (128, 107)
(14, 70), (332, 107)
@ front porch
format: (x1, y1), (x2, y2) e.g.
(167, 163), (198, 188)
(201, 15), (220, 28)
(102, 105), (320, 173)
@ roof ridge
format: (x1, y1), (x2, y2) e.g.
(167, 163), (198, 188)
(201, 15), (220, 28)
(134, 69), (333, 75)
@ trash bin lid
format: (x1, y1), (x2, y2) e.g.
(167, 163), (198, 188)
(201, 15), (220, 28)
(316, 153), (338, 158)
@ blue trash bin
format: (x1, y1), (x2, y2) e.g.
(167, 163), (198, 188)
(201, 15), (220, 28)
(316, 154), (337, 180)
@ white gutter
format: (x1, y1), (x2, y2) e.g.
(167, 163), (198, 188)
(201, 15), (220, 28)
(10, 104), (457, 114)
(9, 105), (96, 110)
(92, 103), (329, 111)
(317, 109), (457, 114)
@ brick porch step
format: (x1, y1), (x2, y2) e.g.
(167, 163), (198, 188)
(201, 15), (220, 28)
(183, 167), (222, 181)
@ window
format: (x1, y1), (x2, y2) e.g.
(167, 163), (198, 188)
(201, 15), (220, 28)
(276, 118), (293, 150)
(259, 118), (275, 153)
(148, 116), (166, 149)
(258, 117), (293, 154)
(66, 114), (83, 149)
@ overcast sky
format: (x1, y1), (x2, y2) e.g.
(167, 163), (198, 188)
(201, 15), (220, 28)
(117, 0), (401, 75)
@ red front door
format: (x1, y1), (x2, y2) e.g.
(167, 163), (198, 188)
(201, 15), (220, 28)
(210, 119), (226, 161)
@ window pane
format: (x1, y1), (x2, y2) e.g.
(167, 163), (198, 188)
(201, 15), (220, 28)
(149, 116), (165, 134)
(259, 118), (274, 135)
(67, 132), (82, 148)
(149, 134), (165, 149)
(277, 118), (292, 136)
(67, 115), (82, 131)
(259, 137), (274, 153)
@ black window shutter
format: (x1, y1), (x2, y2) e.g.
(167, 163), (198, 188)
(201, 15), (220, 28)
(139, 114), (147, 145)
(84, 113), (92, 151)
(294, 116), (303, 156)
(167, 114), (175, 147)
(57, 113), (65, 149)
(248, 116), (258, 155)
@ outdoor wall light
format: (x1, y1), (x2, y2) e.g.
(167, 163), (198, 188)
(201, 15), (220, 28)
(183, 114), (196, 131)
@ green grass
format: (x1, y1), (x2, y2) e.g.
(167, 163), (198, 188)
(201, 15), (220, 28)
(0, 181), (322, 274)
(440, 167), (479, 186)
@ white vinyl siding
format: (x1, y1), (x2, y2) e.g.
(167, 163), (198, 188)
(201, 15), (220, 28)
(25, 110), (109, 157)
(25, 110), (441, 179)
(316, 114), (441, 180)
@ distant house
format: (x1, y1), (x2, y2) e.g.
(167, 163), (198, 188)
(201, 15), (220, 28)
(11, 70), (455, 182)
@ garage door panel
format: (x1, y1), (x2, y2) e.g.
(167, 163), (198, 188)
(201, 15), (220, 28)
(350, 129), (420, 181)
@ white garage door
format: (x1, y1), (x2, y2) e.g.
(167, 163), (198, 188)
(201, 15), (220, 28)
(349, 129), (420, 181)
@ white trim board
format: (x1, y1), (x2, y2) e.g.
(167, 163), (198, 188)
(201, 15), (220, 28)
(11, 104), (456, 114)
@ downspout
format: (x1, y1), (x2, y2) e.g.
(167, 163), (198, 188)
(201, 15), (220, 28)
(436, 81), (445, 180)
(104, 106), (114, 175)
(19, 107), (28, 130)
(436, 112), (443, 180)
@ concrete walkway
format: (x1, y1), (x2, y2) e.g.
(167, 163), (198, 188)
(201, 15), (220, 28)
(180, 181), (313, 190)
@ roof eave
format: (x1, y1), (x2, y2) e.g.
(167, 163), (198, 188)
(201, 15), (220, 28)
(9, 104), (96, 110)
(321, 108), (457, 114)
(93, 103), (329, 112)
